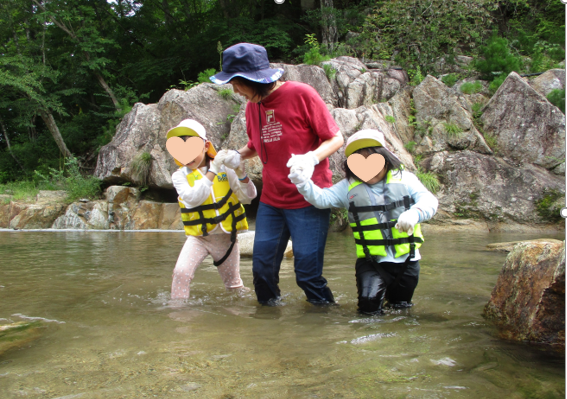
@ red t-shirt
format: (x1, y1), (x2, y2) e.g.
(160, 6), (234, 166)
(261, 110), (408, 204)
(246, 81), (339, 209)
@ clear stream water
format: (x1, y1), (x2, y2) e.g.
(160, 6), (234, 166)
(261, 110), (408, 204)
(0, 229), (564, 399)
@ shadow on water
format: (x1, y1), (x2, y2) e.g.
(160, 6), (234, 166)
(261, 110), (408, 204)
(0, 229), (564, 398)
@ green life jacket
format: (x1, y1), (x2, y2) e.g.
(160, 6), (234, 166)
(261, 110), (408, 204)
(347, 169), (424, 260)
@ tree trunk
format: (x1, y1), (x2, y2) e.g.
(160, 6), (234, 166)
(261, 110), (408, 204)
(0, 117), (26, 173)
(320, 0), (337, 52)
(38, 110), (73, 158)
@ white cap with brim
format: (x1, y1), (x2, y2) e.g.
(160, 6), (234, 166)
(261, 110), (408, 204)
(345, 129), (388, 157)
(166, 119), (217, 162)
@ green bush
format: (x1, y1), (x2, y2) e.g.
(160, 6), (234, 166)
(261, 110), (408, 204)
(535, 189), (563, 223)
(404, 141), (417, 153)
(441, 74), (459, 87)
(303, 34), (331, 66)
(416, 167), (440, 194)
(472, 102), (484, 119)
(547, 89), (565, 113)
(322, 64), (337, 81)
(198, 68), (217, 83)
(443, 122), (463, 136)
(489, 74), (507, 94)
(131, 152), (152, 186)
(408, 67), (424, 86)
(218, 88), (233, 100)
(475, 36), (522, 80)
(460, 81), (483, 94)
(34, 157), (101, 202)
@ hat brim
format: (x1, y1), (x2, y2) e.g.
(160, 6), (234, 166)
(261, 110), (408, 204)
(345, 139), (383, 157)
(166, 126), (201, 140)
(210, 68), (284, 85)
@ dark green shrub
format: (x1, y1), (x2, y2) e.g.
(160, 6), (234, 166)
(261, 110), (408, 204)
(442, 74), (459, 87)
(547, 89), (565, 113)
(489, 74), (507, 94)
(475, 36), (522, 80)
(460, 81), (483, 94)
(198, 68), (217, 84)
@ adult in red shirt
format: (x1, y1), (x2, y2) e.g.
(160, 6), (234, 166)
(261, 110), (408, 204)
(211, 43), (344, 305)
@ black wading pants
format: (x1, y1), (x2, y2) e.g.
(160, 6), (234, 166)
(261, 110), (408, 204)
(355, 257), (420, 315)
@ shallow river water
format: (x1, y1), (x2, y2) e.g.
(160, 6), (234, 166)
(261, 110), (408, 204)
(0, 229), (564, 399)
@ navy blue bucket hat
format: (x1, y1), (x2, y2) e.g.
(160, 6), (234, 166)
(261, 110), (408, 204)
(210, 43), (284, 85)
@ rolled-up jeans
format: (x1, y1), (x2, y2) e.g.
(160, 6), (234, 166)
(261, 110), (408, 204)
(252, 202), (334, 304)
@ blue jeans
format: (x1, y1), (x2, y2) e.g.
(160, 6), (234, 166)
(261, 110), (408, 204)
(253, 202), (334, 304)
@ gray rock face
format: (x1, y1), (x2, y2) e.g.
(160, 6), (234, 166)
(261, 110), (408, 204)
(52, 201), (109, 229)
(271, 63), (335, 106)
(330, 106), (415, 180)
(424, 150), (565, 225)
(480, 72), (565, 171)
(484, 241), (565, 352)
(530, 69), (565, 98)
(322, 57), (387, 108)
(413, 75), (492, 155)
(95, 84), (245, 189)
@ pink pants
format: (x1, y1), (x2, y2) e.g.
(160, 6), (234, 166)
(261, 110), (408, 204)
(171, 233), (243, 299)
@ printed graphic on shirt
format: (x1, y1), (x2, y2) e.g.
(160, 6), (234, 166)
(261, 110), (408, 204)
(262, 109), (283, 143)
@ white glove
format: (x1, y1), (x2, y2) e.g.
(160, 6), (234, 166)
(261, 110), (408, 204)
(223, 150), (241, 169)
(214, 150), (230, 166)
(288, 169), (310, 189)
(209, 155), (223, 175)
(395, 209), (420, 235)
(234, 162), (246, 180)
(286, 151), (319, 180)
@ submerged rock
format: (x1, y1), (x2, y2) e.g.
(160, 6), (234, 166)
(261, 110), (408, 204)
(0, 321), (43, 356)
(238, 231), (293, 258)
(484, 241), (565, 352)
(486, 238), (563, 252)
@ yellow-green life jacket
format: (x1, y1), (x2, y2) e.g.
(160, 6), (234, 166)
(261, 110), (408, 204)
(347, 169), (424, 260)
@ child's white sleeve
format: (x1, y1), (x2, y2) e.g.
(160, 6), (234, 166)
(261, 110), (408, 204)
(297, 179), (349, 209)
(172, 168), (213, 208)
(226, 168), (257, 205)
(404, 172), (439, 222)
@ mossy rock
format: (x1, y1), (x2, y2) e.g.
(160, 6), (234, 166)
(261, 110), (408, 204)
(0, 321), (42, 356)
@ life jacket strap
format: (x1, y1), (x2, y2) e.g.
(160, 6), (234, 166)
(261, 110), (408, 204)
(180, 189), (234, 213)
(182, 202), (242, 226)
(212, 203), (247, 267)
(351, 220), (397, 232)
(348, 196), (415, 214)
(353, 236), (424, 246)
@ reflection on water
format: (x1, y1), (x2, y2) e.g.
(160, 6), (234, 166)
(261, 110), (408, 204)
(0, 229), (564, 398)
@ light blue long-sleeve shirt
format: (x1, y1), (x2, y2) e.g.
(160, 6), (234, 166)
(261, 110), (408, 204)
(297, 169), (439, 263)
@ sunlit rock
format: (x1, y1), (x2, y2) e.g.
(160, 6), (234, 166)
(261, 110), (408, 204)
(484, 240), (565, 352)
(0, 321), (42, 356)
(52, 201), (109, 229)
(9, 202), (66, 229)
(480, 72), (565, 171)
(239, 231), (293, 258)
(530, 69), (565, 98)
(270, 63), (335, 106)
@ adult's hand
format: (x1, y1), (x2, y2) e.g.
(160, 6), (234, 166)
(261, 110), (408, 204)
(223, 150), (241, 169)
(288, 169), (310, 189)
(286, 151), (319, 180)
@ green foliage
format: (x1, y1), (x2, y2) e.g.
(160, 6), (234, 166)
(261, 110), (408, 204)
(441, 74), (459, 87)
(408, 67), (424, 86)
(443, 122), (463, 136)
(33, 157), (101, 202)
(472, 102), (484, 119)
(323, 64), (337, 81)
(547, 89), (565, 113)
(416, 167), (440, 194)
(489, 74), (507, 94)
(385, 115), (396, 124)
(359, 0), (494, 73)
(303, 34), (331, 66)
(460, 81), (483, 94)
(130, 152), (152, 186)
(404, 141), (417, 154)
(535, 189), (563, 223)
(484, 134), (498, 152)
(198, 69), (217, 84)
(475, 36), (522, 80)
(218, 88), (234, 100)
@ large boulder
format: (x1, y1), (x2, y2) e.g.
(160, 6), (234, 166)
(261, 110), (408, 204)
(8, 202), (66, 229)
(480, 72), (565, 171)
(95, 84), (245, 189)
(270, 63), (335, 106)
(530, 69), (565, 98)
(372, 86), (414, 144)
(52, 201), (109, 229)
(422, 150), (565, 226)
(413, 75), (492, 155)
(484, 240), (565, 352)
(322, 57), (391, 108)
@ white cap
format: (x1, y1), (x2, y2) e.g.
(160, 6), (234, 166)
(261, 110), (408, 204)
(345, 129), (387, 157)
(166, 119), (207, 140)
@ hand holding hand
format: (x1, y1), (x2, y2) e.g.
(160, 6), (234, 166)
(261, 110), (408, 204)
(288, 169), (310, 189)
(224, 150), (241, 169)
(286, 151), (319, 180)
(209, 155), (223, 175)
(395, 209), (420, 235)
